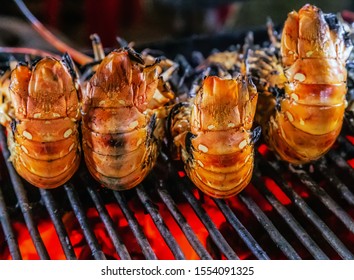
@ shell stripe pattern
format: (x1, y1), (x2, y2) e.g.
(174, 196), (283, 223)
(7, 56), (81, 188)
(81, 48), (173, 190)
(170, 75), (259, 198)
(253, 4), (353, 164)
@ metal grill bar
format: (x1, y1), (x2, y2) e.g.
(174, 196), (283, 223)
(213, 198), (270, 260)
(261, 156), (354, 259)
(180, 181), (239, 259)
(252, 172), (329, 260)
(315, 160), (354, 206)
(0, 128), (49, 260)
(0, 182), (22, 259)
(113, 190), (157, 260)
(39, 189), (77, 260)
(337, 135), (354, 155)
(63, 184), (106, 260)
(156, 181), (213, 260)
(85, 183), (131, 260)
(327, 152), (354, 183)
(136, 184), (186, 259)
(239, 192), (301, 260)
(287, 166), (354, 234)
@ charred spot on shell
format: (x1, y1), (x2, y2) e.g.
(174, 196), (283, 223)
(29, 58), (42, 69)
(146, 113), (157, 141)
(61, 52), (78, 81)
(251, 126), (262, 144)
(125, 47), (145, 65)
(323, 13), (340, 32)
(10, 119), (17, 134)
(17, 61), (29, 67)
(166, 102), (190, 140)
(185, 131), (196, 158)
(107, 137), (124, 148)
(270, 86), (285, 111)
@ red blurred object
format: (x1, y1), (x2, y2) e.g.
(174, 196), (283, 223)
(44, 0), (142, 48)
(342, 10), (354, 23)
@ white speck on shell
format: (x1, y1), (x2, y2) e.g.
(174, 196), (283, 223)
(64, 129), (73, 138)
(198, 144), (209, 153)
(21, 145), (29, 154)
(197, 160), (204, 167)
(68, 143), (75, 152)
(23, 130), (33, 140)
(285, 111), (294, 122)
(238, 139), (247, 150)
(290, 93), (299, 102)
(294, 73), (306, 82)
(129, 121), (139, 130)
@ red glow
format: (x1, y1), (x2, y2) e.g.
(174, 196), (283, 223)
(257, 144), (269, 156)
(348, 158), (354, 169)
(346, 135), (354, 145)
(263, 177), (291, 205)
(0, 197), (224, 260)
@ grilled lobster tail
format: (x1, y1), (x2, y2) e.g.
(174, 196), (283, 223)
(6, 56), (81, 188)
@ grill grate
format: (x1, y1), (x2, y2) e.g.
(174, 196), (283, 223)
(1, 121), (354, 260)
(1, 30), (354, 260)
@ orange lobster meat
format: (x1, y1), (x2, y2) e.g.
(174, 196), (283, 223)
(251, 4), (353, 164)
(1, 56), (81, 188)
(169, 74), (259, 198)
(81, 47), (174, 190)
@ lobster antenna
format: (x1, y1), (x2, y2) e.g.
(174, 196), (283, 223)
(240, 32), (253, 76)
(0, 47), (60, 59)
(266, 17), (280, 48)
(90, 34), (105, 61)
(13, 0), (93, 65)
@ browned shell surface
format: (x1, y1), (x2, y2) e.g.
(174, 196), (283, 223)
(180, 75), (258, 198)
(8, 57), (81, 189)
(82, 49), (164, 190)
(259, 4), (352, 165)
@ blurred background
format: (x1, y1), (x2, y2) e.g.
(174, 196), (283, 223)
(1, 0), (354, 53)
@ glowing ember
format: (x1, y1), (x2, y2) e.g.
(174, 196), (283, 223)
(346, 135), (354, 145)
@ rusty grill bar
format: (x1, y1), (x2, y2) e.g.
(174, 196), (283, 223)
(1, 120), (354, 260)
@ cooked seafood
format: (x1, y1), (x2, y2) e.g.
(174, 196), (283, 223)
(249, 4), (353, 164)
(0, 55), (81, 188)
(168, 74), (259, 198)
(81, 47), (175, 190)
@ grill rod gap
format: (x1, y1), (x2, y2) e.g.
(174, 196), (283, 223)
(113, 190), (157, 260)
(287, 164), (354, 234)
(84, 182), (131, 260)
(261, 155), (354, 259)
(180, 181), (239, 260)
(327, 150), (354, 183)
(0, 181), (22, 259)
(156, 180), (212, 260)
(238, 192), (301, 260)
(315, 159), (354, 206)
(213, 198), (270, 260)
(252, 171), (328, 260)
(39, 189), (77, 260)
(0, 128), (50, 259)
(64, 183), (106, 260)
(136, 184), (186, 260)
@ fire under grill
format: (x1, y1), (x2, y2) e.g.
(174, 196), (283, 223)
(1, 120), (354, 260)
(1, 31), (354, 260)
